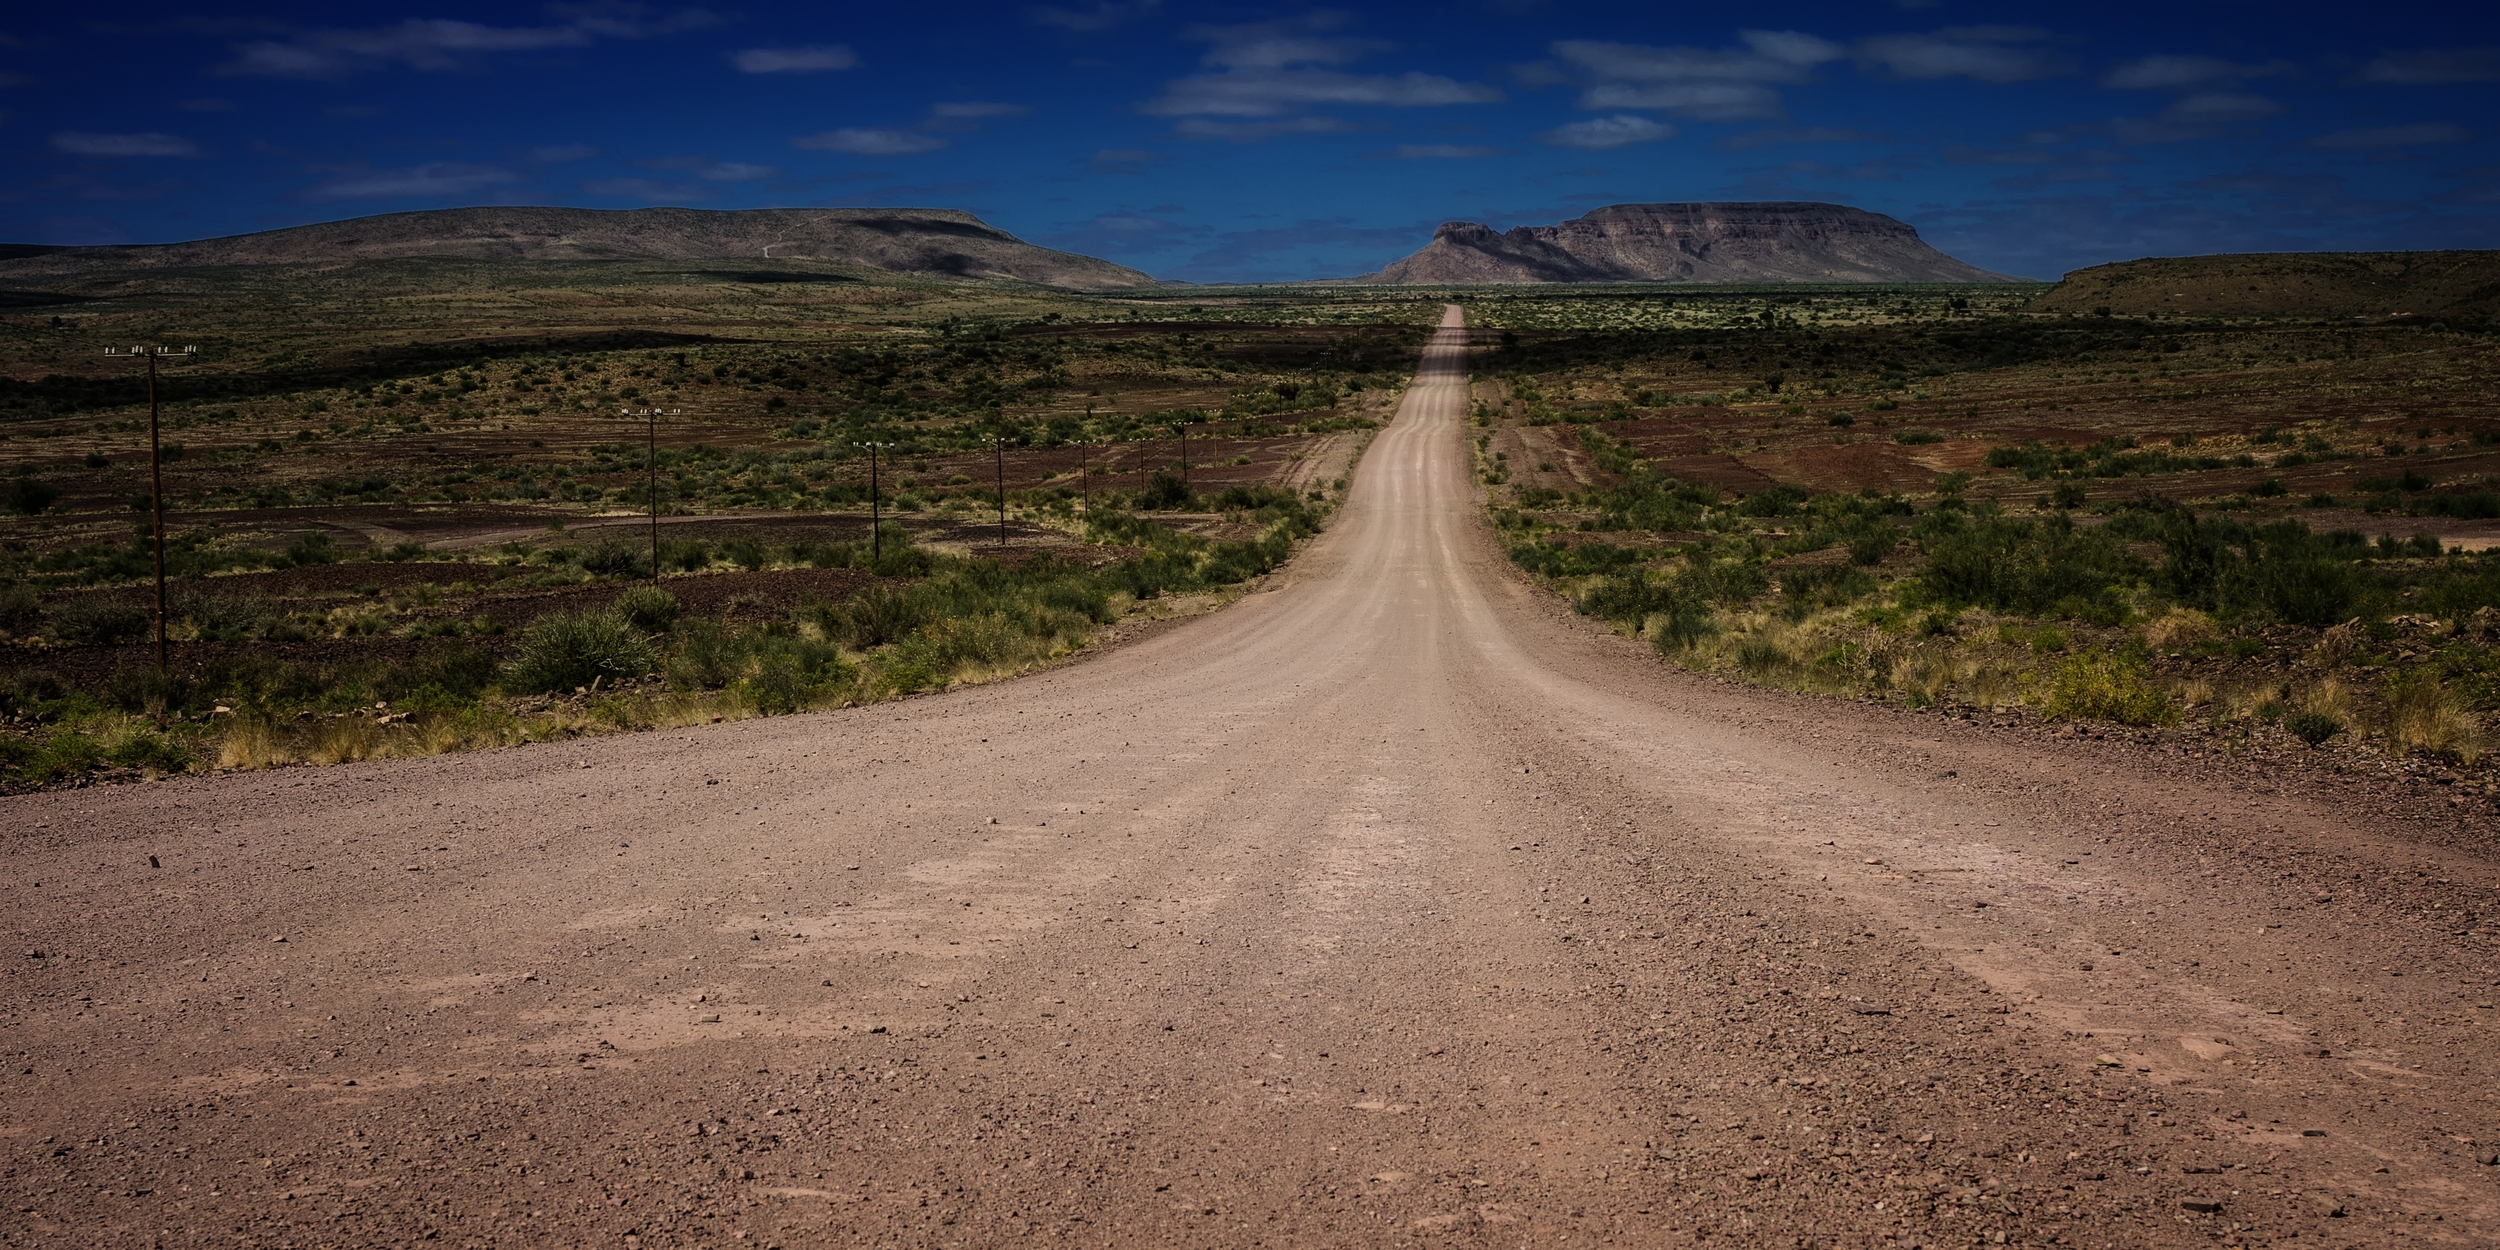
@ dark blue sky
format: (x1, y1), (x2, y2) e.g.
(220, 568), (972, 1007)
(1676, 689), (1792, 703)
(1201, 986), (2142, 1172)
(5, 3), (2495, 281)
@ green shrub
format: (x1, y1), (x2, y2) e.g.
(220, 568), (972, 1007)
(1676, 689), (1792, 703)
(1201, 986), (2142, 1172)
(286, 533), (341, 566)
(106, 729), (190, 773)
(4, 477), (59, 515)
(2284, 710), (2341, 746)
(615, 586), (679, 632)
(178, 591), (276, 641)
(578, 541), (650, 579)
(1137, 471), (1195, 511)
(1648, 601), (1715, 652)
(51, 598), (151, 646)
(504, 609), (657, 693)
(734, 636), (853, 714)
(0, 585), (41, 626)
(2043, 651), (2179, 727)
(1777, 565), (1876, 619)
(820, 585), (927, 648)
(1918, 512), (2145, 615)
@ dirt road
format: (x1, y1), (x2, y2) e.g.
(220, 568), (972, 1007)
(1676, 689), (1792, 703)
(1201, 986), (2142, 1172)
(9, 308), (2499, 1247)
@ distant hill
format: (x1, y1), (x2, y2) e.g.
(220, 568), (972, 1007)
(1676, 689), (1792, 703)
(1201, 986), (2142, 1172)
(2030, 251), (2500, 320)
(0, 206), (1157, 291)
(1356, 202), (2015, 285)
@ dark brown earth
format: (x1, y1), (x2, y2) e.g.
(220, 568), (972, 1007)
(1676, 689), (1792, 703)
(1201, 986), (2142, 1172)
(6, 309), (2499, 1248)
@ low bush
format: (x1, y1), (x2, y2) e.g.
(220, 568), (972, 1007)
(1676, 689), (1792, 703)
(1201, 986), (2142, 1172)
(504, 609), (658, 693)
(50, 598), (151, 646)
(2043, 650), (2179, 726)
(615, 586), (679, 632)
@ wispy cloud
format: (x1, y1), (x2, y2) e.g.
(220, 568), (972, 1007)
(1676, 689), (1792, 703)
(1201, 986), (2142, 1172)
(2100, 54), (2286, 91)
(1373, 143), (1504, 159)
(582, 177), (716, 202)
(789, 100), (1027, 157)
(1720, 126), (1869, 151)
(1029, 0), (1160, 32)
(643, 155), (780, 181)
(1551, 30), (1842, 119)
(221, 10), (719, 79)
(2354, 47), (2500, 85)
(732, 45), (856, 74)
(930, 102), (1032, 120)
(792, 127), (950, 155)
(1171, 116), (1359, 142)
(306, 161), (519, 200)
(1857, 27), (2067, 83)
(2106, 92), (2282, 145)
(2311, 123), (2475, 150)
(1144, 15), (1500, 126)
(51, 131), (200, 157)
(1037, 207), (1198, 256)
(1540, 114), (1674, 150)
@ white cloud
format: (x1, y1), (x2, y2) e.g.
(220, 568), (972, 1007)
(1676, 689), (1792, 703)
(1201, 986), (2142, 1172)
(645, 156), (780, 181)
(1028, 0), (1160, 32)
(1145, 17), (1500, 119)
(1553, 31), (1842, 86)
(1170, 116), (1359, 142)
(2106, 93), (2282, 144)
(929, 101), (1031, 119)
(222, 11), (718, 79)
(1550, 31), (1841, 120)
(1720, 126), (1869, 150)
(1582, 82), (1784, 120)
(2354, 47), (2500, 85)
(1377, 143), (1503, 159)
(732, 45), (857, 74)
(51, 131), (200, 157)
(1858, 27), (2065, 83)
(2100, 54), (2275, 91)
(307, 162), (518, 200)
(1540, 114), (1675, 150)
(2311, 123), (2474, 150)
(791, 128), (950, 155)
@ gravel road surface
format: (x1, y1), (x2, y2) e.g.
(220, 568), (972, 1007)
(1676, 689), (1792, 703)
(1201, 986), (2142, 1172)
(9, 307), (2498, 1247)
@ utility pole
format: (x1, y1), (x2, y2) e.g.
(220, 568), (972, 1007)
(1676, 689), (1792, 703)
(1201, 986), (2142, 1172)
(622, 407), (679, 582)
(990, 436), (1008, 547)
(1173, 421), (1190, 492)
(104, 344), (197, 673)
(866, 441), (887, 562)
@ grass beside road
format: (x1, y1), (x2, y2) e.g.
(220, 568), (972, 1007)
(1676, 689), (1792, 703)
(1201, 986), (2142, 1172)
(0, 484), (1327, 787)
(1469, 300), (2500, 785)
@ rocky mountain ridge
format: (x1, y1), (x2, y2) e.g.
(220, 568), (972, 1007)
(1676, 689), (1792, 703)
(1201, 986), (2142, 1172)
(1361, 202), (2015, 285)
(0, 206), (1157, 291)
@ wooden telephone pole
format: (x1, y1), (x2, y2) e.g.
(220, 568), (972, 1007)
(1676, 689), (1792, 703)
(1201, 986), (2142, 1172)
(104, 344), (197, 672)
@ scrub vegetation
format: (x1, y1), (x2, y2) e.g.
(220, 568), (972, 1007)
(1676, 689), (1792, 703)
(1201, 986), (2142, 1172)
(1473, 287), (2500, 786)
(0, 264), (1390, 787)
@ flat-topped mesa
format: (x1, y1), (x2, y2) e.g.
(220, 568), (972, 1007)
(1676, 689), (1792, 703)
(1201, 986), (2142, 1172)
(0, 205), (1160, 291)
(1365, 202), (2015, 285)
